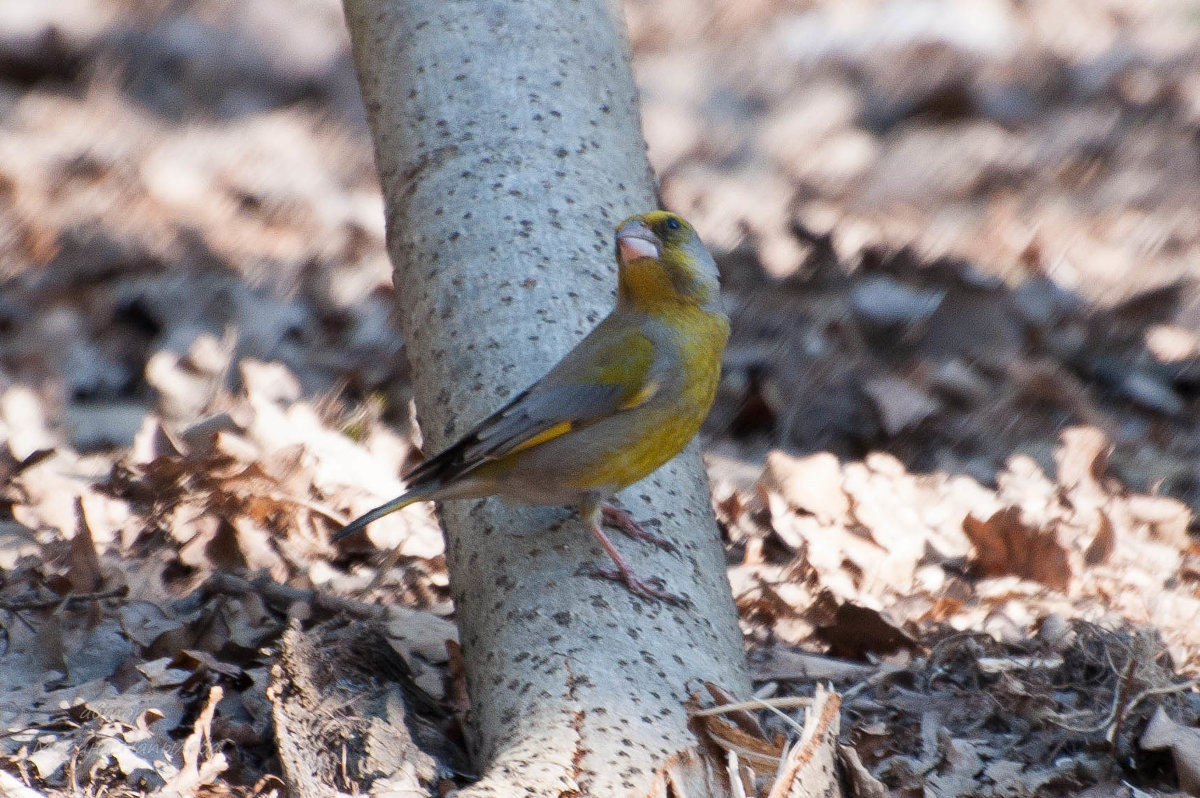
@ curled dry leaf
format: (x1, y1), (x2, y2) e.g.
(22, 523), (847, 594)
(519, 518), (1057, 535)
(761, 450), (849, 525)
(160, 685), (227, 797)
(813, 601), (917, 660)
(839, 744), (887, 798)
(962, 507), (1071, 590)
(67, 501), (104, 593)
(1139, 706), (1200, 793)
(1083, 510), (1116, 566)
(1054, 426), (1111, 493)
(690, 682), (787, 779)
(861, 374), (941, 436)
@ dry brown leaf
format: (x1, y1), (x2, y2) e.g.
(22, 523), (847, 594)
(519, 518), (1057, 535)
(230, 515), (288, 580)
(26, 737), (75, 782)
(1083, 510), (1116, 566)
(68, 500), (104, 593)
(8, 450), (96, 539)
(0, 770), (46, 798)
(1139, 706), (1200, 793)
(838, 744), (887, 798)
(761, 450), (849, 525)
(1054, 426), (1111, 493)
(0, 386), (55, 461)
(926, 733), (983, 798)
(118, 602), (183, 649)
(81, 736), (157, 782)
(145, 333), (234, 422)
(160, 685), (227, 797)
(239, 358), (302, 405)
(1124, 494), (1193, 546)
(962, 507), (1071, 590)
(131, 416), (185, 464)
(861, 374), (941, 435)
(691, 682), (787, 778)
(814, 601), (916, 659)
(702, 713), (788, 776)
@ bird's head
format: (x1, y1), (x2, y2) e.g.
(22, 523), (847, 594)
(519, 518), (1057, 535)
(615, 211), (723, 314)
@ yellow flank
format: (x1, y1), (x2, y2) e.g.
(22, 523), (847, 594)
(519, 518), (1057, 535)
(618, 381), (659, 411)
(506, 420), (575, 455)
(566, 304), (728, 493)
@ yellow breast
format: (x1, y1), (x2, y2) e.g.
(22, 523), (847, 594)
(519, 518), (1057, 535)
(569, 307), (729, 492)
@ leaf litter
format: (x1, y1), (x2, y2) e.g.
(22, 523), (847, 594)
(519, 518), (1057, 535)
(1, 0), (1199, 794)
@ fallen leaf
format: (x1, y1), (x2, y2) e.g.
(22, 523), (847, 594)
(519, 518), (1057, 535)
(813, 601), (916, 659)
(160, 685), (227, 797)
(1139, 706), (1200, 793)
(761, 450), (848, 524)
(26, 737), (75, 782)
(1054, 426), (1111, 493)
(1124, 494), (1193, 546)
(1083, 511), (1116, 566)
(68, 500), (104, 593)
(838, 744), (887, 798)
(962, 507), (1071, 590)
(81, 736), (158, 783)
(862, 375), (941, 435)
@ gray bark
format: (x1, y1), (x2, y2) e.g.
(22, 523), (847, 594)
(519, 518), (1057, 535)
(342, 0), (751, 793)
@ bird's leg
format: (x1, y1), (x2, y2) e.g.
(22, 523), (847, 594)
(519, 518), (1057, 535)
(600, 504), (677, 553)
(581, 504), (686, 605)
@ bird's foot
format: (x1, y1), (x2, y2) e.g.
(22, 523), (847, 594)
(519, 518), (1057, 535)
(601, 505), (676, 553)
(585, 518), (686, 605)
(583, 563), (687, 606)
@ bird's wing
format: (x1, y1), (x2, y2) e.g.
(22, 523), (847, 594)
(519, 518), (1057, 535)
(402, 318), (660, 490)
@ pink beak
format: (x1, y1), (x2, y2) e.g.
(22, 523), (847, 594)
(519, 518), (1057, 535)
(616, 220), (661, 263)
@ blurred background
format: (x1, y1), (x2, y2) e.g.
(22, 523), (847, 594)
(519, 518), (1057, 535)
(1, 0), (1199, 794)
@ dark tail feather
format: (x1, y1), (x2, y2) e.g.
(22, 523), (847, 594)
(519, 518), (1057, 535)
(333, 488), (430, 542)
(335, 422), (498, 543)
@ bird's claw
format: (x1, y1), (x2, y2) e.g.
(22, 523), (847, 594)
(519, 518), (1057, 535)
(582, 563), (688, 606)
(600, 505), (677, 554)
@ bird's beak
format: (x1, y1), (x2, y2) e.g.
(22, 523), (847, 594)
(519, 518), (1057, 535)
(616, 219), (661, 264)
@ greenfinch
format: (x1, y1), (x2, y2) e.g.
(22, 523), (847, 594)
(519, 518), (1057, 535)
(337, 211), (729, 604)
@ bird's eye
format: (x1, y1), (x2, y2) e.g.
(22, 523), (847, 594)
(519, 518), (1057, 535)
(665, 217), (681, 231)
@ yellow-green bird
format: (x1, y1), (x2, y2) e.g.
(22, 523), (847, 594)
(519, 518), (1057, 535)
(336, 211), (729, 604)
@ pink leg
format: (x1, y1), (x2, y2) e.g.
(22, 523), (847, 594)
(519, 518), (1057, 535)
(578, 504), (691, 604)
(600, 505), (676, 553)
(584, 519), (686, 605)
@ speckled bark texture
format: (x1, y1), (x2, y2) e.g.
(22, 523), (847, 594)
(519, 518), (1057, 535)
(342, 0), (751, 793)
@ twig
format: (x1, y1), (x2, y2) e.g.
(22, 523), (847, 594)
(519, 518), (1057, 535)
(0, 586), (128, 612)
(692, 695), (814, 717)
(1046, 653), (1195, 738)
(203, 572), (386, 620)
(839, 662), (907, 702)
(265, 493), (349, 526)
(1107, 647), (1140, 745)
(1122, 681), (1199, 723)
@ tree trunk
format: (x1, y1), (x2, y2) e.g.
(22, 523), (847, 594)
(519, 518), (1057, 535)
(342, 0), (751, 793)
